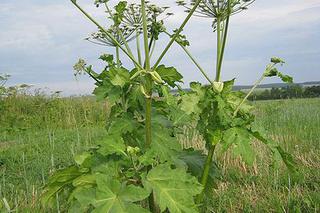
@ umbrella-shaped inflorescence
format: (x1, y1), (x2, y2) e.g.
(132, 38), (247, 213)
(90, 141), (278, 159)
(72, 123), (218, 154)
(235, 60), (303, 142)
(176, 0), (254, 30)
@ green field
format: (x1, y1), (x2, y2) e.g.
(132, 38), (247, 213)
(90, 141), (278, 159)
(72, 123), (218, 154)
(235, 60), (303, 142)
(0, 96), (319, 212)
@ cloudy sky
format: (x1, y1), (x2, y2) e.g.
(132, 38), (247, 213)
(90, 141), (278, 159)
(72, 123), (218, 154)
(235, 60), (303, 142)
(1, 0), (320, 95)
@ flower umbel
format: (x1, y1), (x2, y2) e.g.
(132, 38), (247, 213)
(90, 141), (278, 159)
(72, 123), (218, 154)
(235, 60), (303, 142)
(177, 0), (254, 30)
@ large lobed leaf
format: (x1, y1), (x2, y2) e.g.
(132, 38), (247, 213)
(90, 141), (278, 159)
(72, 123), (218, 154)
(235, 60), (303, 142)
(92, 174), (150, 213)
(143, 164), (203, 213)
(156, 65), (183, 87)
(71, 174), (151, 213)
(140, 125), (181, 165)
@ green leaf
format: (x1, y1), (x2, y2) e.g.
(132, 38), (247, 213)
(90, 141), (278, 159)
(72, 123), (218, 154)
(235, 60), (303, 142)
(72, 174), (96, 187)
(113, 1), (127, 26)
(271, 57), (285, 64)
(190, 82), (206, 98)
(250, 130), (298, 173)
(73, 188), (96, 209)
(74, 152), (92, 166)
(180, 93), (201, 115)
(108, 87), (122, 105)
(93, 174), (150, 213)
(161, 85), (177, 106)
(277, 72), (293, 83)
(226, 92), (253, 113)
(98, 135), (127, 157)
(156, 65), (183, 87)
(108, 116), (136, 135)
(223, 127), (255, 165)
(115, 1), (127, 14)
(168, 106), (193, 127)
(93, 83), (110, 101)
(222, 78), (235, 94)
(99, 54), (114, 65)
(264, 67), (279, 77)
(276, 146), (298, 173)
(141, 125), (181, 165)
(143, 164), (202, 213)
(41, 166), (84, 206)
(178, 149), (220, 181)
(108, 67), (130, 87)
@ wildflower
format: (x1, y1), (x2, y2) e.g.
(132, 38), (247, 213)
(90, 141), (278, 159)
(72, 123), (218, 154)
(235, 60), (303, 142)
(177, 0), (254, 30)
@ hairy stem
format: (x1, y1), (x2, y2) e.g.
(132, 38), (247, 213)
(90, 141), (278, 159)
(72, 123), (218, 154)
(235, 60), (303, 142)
(217, 18), (230, 76)
(116, 46), (120, 68)
(199, 3), (232, 204)
(233, 65), (274, 117)
(196, 145), (216, 204)
(136, 32), (142, 65)
(217, 0), (231, 76)
(141, 0), (152, 147)
(149, 40), (156, 59)
(141, 1), (150, 71)
(215, 15), (222, 82)
(71, 0), (143, 70)
(152, 0), (202, 70)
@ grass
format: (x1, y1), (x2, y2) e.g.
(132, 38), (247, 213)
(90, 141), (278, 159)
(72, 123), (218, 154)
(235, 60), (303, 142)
(0, 95), (319, 212)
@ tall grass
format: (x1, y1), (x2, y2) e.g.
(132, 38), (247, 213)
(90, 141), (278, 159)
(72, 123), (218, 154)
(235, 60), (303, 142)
(0, 95), (319, 212)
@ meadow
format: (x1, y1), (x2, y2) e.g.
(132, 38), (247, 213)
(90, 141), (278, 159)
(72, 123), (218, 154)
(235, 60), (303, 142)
(0, 94), (319, 212)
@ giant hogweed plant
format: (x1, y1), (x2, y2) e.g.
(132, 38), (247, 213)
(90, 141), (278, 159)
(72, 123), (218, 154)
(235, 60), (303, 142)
(42, 0), (296, 212)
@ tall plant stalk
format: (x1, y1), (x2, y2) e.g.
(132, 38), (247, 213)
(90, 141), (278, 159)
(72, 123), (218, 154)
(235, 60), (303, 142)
(198, 0), (232, 204)
(152, 0), (202, 70)
(116, 46), (120, 68)
(141, 0), (152, 148)
(136, 32), (142, 65)
(71, 0), (143, 70)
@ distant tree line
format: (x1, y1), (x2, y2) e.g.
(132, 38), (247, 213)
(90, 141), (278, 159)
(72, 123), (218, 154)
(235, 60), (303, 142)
(249, 85), (320, 100)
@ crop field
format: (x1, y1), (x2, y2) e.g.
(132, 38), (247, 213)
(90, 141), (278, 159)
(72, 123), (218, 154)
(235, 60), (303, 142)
(0, 96), (319, 212)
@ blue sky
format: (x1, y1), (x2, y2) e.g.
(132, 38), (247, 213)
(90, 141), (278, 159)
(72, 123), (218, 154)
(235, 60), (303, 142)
(1, 0), (320, 95)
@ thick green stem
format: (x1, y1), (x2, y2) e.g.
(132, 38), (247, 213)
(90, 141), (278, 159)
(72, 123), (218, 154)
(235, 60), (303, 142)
(136, 32), (142, 65)
(116, 46), (120, 68)
(141, 0), (150, 71)
(152, 0), (202, 70)
(71, 0), (143, 70)
(141, 0), (152, 147)
(215, 16), (222, 82)
(216, 0), (231, 81)
(145, 97), (152, 146)
(196, 145), (216, 204)
(217, 17), (230, 75)
(198, 3), (232, 205)
(141, 1), (154, 211)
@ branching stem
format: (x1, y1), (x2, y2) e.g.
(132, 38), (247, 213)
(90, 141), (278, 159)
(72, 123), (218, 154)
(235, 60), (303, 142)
(152, 0), (202, 70)
(233, 64), (275, 117)
(199, 1), (232, 205)
(141, 0), (152, 149)
(71, 0), (143, 70)
(163, 31), (212, 85)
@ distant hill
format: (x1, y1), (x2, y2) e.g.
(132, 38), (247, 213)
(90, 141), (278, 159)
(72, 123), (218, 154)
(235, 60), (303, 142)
(171, 81), (320, 94)
(233, 81), (320, 91)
